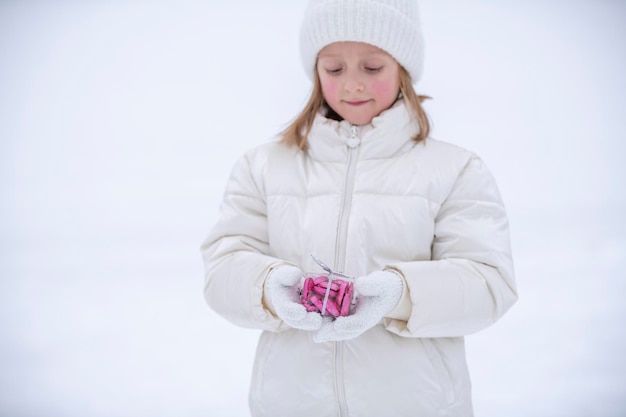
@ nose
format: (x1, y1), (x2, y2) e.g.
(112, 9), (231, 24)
(344, 74), (365, 93)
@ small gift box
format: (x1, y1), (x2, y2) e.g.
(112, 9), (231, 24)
(300, 274), (354, 318)
(299, 255), (355, 318)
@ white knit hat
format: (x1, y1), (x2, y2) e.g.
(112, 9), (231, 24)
(299, 0), (425, 83)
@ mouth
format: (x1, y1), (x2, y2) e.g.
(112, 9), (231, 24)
(344, 100), (370, 106)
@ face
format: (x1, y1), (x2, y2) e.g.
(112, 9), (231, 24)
(316, 42), (401, 126)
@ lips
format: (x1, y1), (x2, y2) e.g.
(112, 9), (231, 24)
(344, 100), (370, 106)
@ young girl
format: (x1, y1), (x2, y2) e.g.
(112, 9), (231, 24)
(201, 0), (517, 416)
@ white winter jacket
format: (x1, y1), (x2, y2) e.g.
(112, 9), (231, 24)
(201, 101), (517, 417)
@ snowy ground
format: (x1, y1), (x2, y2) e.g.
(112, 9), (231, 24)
(1, 1), (625, 416)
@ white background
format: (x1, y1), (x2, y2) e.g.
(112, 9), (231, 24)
(1, 1), (625, 416)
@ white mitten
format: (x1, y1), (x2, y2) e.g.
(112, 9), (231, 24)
(314, 270), (403, 343)
(265, 266), (323, 331)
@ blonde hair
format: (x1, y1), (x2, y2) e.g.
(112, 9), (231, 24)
(280, 65), (430, 151)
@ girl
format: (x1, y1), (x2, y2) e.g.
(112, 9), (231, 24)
(201, 0), (517, 416)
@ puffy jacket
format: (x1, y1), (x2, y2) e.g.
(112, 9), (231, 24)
(201, 101), (517, 417)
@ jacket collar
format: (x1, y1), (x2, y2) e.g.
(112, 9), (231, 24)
(307, 100), (420, 162)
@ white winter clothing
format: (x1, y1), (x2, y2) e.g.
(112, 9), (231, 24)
(314, 270), (404, 343)
(201, 101), (517, 417)
(265, 266), (324, 331)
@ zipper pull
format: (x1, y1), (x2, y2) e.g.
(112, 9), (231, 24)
(347, 125), (360, 148)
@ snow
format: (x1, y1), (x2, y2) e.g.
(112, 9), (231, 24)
(1, 1), (625, 416)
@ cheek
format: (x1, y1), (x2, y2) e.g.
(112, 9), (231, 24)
(320, 78), (339, 98)
(370, 79), (399, 101)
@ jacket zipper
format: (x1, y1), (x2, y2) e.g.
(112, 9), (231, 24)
(334, 125), (360, 271)
(334, 124), (360, 417)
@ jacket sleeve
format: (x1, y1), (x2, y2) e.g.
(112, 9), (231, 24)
(200, 151), (292, 332)
(384, 155), (518, 338)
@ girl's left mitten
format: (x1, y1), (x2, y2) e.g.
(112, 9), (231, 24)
(313, 270), (403, 342)
(264, 266), (323, 331)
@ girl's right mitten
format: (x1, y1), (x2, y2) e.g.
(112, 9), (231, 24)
(264, 266), (323, 331)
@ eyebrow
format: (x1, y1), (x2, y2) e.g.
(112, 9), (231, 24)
(317, 50), (388, 59)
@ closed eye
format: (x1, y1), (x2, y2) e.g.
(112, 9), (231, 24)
(365, 66), (383, 73)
